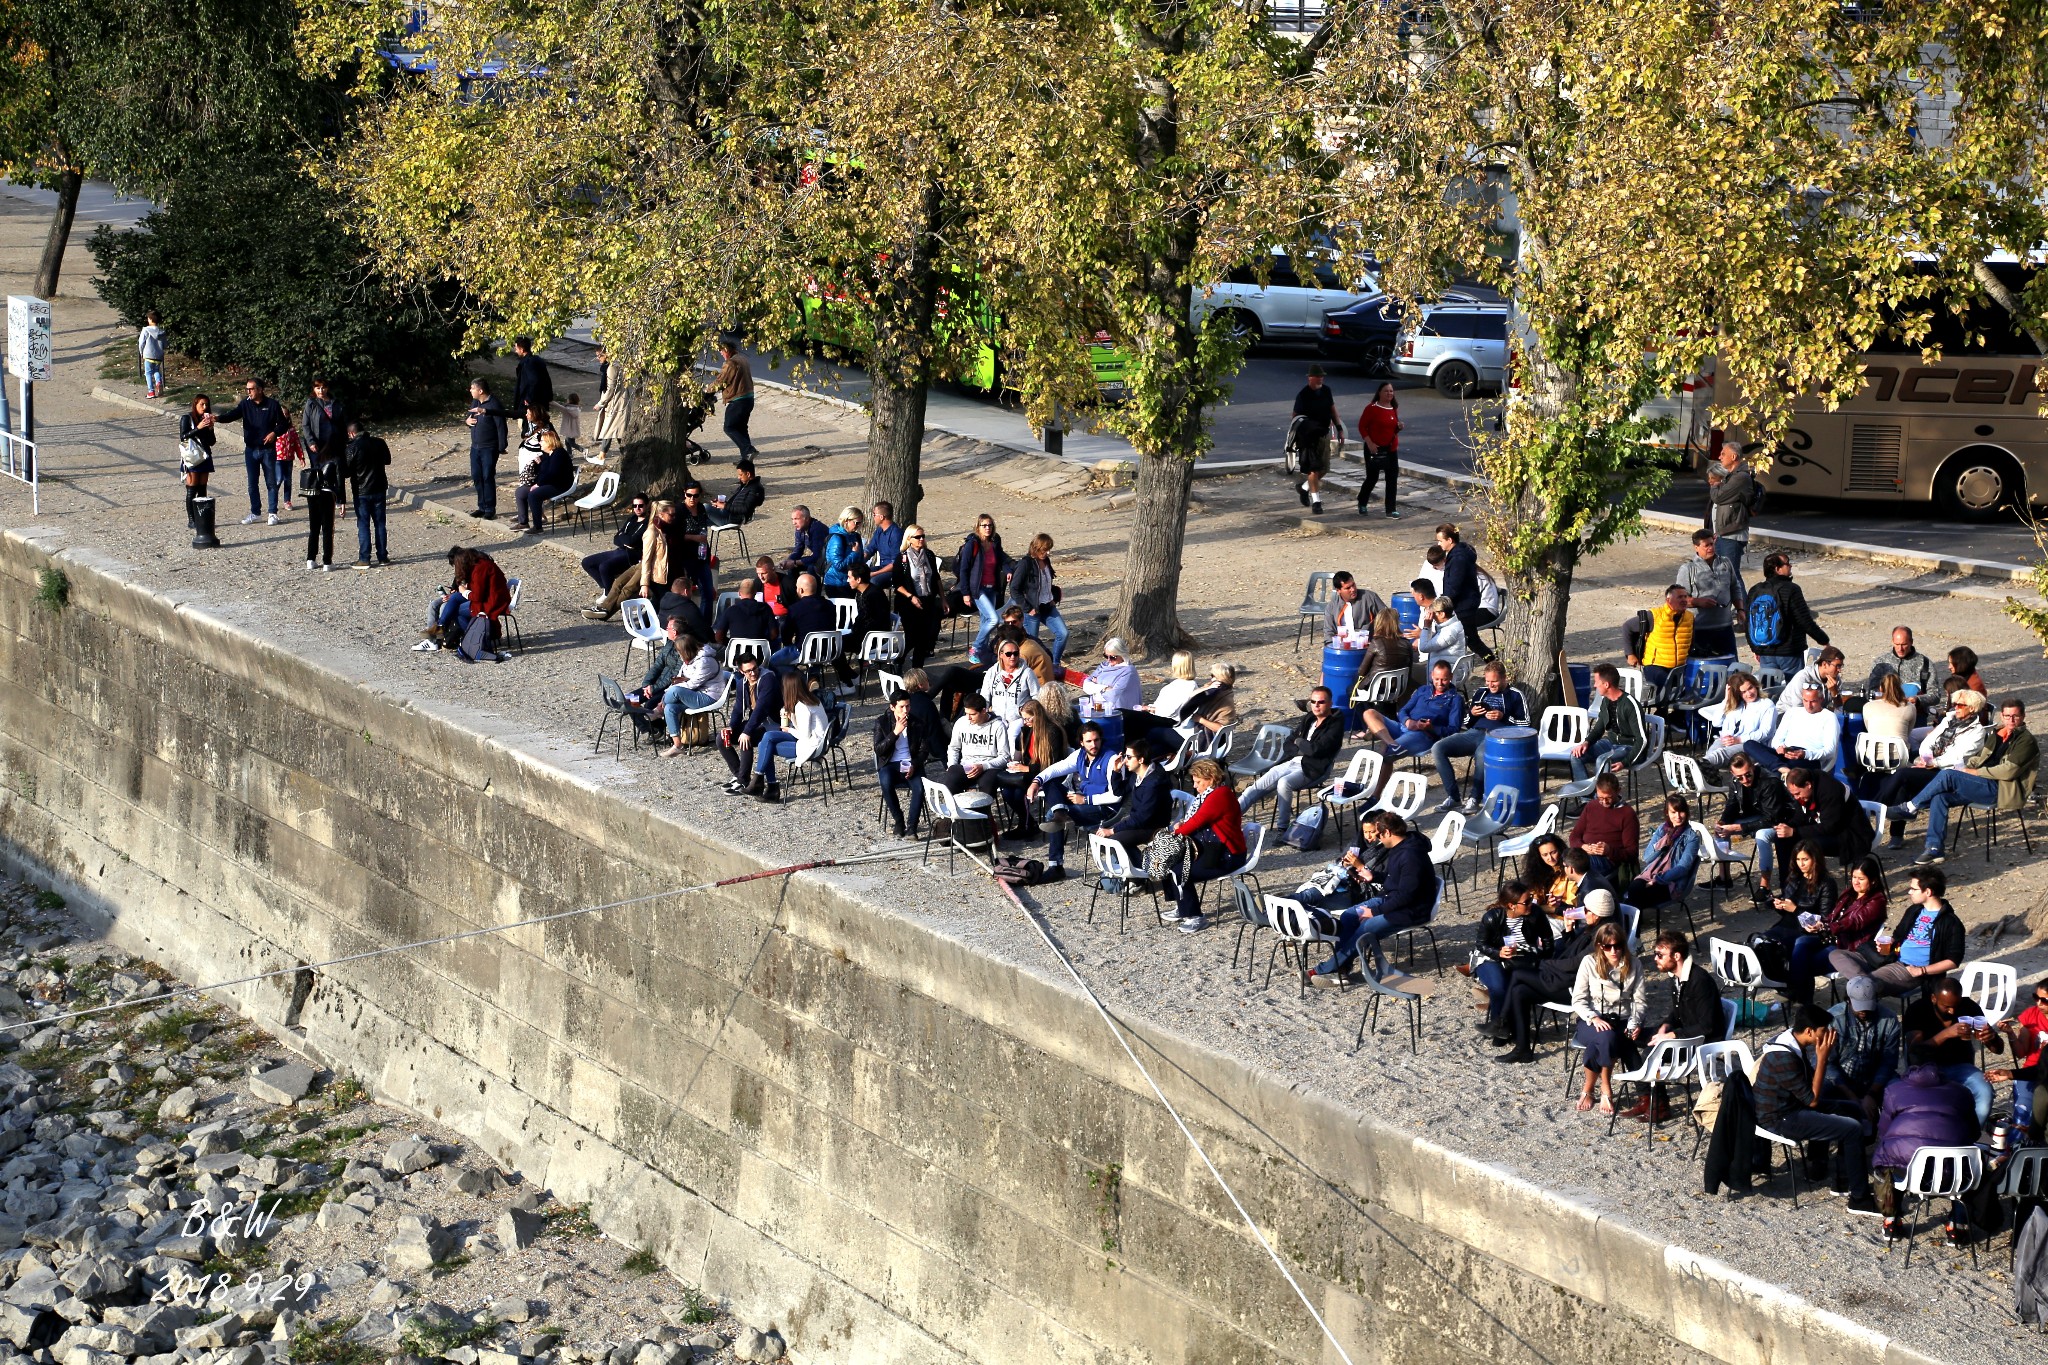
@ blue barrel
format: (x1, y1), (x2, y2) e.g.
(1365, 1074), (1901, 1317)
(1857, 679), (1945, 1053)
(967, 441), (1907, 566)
(1392, 591), (1422, 633)
(1482, 726), (1540, 827)
(1567, 663), (1592, 707)
(1321, 644), (1368, 726)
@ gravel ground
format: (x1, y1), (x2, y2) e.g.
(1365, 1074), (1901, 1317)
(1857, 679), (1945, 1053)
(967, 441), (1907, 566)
(0, 875), (783, 1365)
(10, 198), (2048, 1362)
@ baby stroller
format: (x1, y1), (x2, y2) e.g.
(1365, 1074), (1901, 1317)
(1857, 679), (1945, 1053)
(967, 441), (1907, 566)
(681, 393), (715, 464)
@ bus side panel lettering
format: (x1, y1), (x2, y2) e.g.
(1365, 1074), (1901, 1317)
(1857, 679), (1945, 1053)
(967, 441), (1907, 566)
(1899, 368), (1958, 402)
(1954, 368), (2012, 403)
(2015, 364), (2039, 405)
(1861, 366), (1898, 401)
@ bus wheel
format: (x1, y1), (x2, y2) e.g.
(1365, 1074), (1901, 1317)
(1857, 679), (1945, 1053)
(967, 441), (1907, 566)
(1932, 448), (2023, 521)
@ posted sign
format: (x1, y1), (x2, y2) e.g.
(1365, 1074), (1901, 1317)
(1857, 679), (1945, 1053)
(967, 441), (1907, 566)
(7, 296), (52, 383)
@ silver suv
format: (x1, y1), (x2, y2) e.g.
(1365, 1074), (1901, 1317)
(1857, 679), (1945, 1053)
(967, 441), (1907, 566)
(1392, 303), (1510, 397)
(1192, 248), (1381, 343)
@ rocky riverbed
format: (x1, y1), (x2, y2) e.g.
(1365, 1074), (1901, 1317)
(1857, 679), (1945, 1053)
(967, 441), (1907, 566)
(0, 876), (784, 1365)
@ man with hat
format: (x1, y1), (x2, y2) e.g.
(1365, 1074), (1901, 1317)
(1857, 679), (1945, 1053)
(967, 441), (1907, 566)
(1290, 363), (1342, 514)
(1828, 974), (1903, 1129)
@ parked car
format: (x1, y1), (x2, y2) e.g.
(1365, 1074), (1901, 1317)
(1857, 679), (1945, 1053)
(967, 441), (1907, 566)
(1392, 303), (1510, 396)
(1191, 248), (1381, 344)
(1319, 290), (1479, 373)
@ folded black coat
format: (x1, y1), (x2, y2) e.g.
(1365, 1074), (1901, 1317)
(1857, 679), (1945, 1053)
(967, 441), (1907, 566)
(1702, 1070), (1758, 1195)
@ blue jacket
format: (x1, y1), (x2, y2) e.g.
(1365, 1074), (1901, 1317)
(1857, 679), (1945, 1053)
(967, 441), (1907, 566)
(726, 667), (780, 739)
(1641, 820), (1703, 889)
(1463, 686), (1527, 734)
(822, 526), (864, 589)
(1373, 835), (1438, 928)
(1397, 684), (1464, 741)
(216, 394), (289, 451)
(954, 533), (1013, 600)
(1442, 541), (1481, 616)
(1111, 767), (1170, 841)
(786, 518), (828, 576)
(866, 522), (905, 583)
(1040, 748), (1119, 804)
(782, 594), (837, 649)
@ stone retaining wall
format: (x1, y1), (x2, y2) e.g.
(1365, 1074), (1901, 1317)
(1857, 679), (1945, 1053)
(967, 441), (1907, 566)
(0, 529), (1937, 1365)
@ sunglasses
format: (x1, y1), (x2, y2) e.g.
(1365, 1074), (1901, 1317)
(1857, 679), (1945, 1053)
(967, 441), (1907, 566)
(909, 533), (925, 539)
(1000, 649), (1019, 657)
(1309, 699), (1331, 706)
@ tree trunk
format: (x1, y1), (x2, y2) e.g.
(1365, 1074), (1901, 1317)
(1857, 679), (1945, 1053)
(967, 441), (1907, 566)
(864, 372), (927, 525)
(617, 376), (695, 501)
(1500, 536), (1579, 707)
(32, 170), (83, 298)
(1109, 452), (1198, 659)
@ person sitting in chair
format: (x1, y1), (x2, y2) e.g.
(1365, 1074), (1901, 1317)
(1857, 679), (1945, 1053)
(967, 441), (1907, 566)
(1304, 813), (1436, 988)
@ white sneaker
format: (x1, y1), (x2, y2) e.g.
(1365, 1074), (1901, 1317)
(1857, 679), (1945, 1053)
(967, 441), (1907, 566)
(320, 564), (332, 573)
(1178, 916), (1207, 935)
(267, 514), (279, 525)
(240, 514), (260, 525)
(306, 560), (315, 570)
(1460, 796), (1480, 813)
(410, 640), (440, 652)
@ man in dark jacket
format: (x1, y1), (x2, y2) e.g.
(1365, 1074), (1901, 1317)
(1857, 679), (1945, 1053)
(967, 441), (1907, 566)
(1779, 767), (1873, 868)
(1873, 1051), (1981, 1239)
(512, 337), (553, 435)
(465, 378), (508, 519)
(342, 420), (392, 567)
(1634, 930), (1727, 1121)
(713, 575), (778, 647)
(1745, 552), (1828, 678)
(1752, 1004), (1882, 1215)
(778, 505), (829, 585)
(769, 573), (837, 666)
(1827, 975), (1902, 1128)
(582, 493), (649, 599)
(1570, 665), (1649, 780)
(1714, 754), (1794, 894)
(302, 379), (350, 506)
(710, 459), (765, 525)
(873, 694), (939, 839)
(1241, 687), (1346, 831)
(217, 377), (290, 523)
(718, 657), (780, 791)
(1435, 523), (1495, 657)
(1290, 363), (1340, 513)
(1309, 813), (1436, 983)
(1107, 738), (1171, 855)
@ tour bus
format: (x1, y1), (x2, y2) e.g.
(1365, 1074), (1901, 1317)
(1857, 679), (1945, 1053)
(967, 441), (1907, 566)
(1732, 279), (2047, 521)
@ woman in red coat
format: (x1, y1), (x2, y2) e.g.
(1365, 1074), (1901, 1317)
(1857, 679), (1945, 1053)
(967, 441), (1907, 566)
(1163, 758), (1248, 932)
(1356, 381), (1404, 519)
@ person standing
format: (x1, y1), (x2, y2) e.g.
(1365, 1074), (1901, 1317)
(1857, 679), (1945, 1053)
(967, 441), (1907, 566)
(866, 500), (904, 590)
(1435, 521), (1491, 654)
(1290, 363), (1340, 514)
(591, 346), (632, 456)
(177, 395), (217, 528)
(344, 420), (392, 567)
(715, 339), (757, 461)
(512, 337), (554, 436)
(302, 438), (344, 571)
(215, 378), (290, 525)
(954, 513), (1012, 665)
(1007, 533), (1069, 670)
(301, 379), (350, 510)
(1357, 380), (1404, 518)
(1705, 442), (1754, 583)
(465, 378), (508, 520)
(1675, 529), (1743, 658)
(1744, 552), (1827, 679)
(894, 525), (946, 668)
(138, 311), (166, 399)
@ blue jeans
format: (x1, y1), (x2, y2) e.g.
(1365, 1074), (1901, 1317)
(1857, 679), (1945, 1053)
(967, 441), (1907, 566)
(1937, 1062), (1994, 1127)
(723, 393), (757, 458)
(1714, 537), (1745, 585)
(1785, 934), (1836, 1006)
(1570, 738), (1626, 782)
(1030, 606), (1069, 670)
(1313, 899), (1394, 977)
(969, 592), (1001, 660)
(661, 685), (717, 736)
(1474, 960), (1508, 1021)
(1045, 800), (1116, 865)
(470, 447), (500, 516)
(1430, 729), (1486, 803)
(143, 358), (163, 393)
(1916, 769), (1998, 854)
(768, 645), (801, 669)
(355, 494), (389, 563)
(753, 730), (798, 779)
(1755, 653), (1803, 679)
(434, 593), (472, 635)
(244, 448), (280, 516)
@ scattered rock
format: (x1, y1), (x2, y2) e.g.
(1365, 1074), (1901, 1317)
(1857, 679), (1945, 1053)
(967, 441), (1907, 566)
(497, 1207), (544, 1251)
(248, 1062), (318, 1107)
(315, 1201), (369, 1233)
(455, 1165), (510, 1196)
(685, 1333), (727, 1354)
(383, 1134), (439, 1175)
(367, 1278), (406, 1306)
(385, 1214), (455, 1271)
(507, 1188), (547, 1213)
(730, 1326), (783, 1362)
(490, 1298), (540, 1324)
(156, 1087), (198, 1122)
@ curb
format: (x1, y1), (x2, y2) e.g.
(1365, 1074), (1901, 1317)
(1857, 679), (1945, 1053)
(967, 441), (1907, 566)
(90, 386), (176, 418)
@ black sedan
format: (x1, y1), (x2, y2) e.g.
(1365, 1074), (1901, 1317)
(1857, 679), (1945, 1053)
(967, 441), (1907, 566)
(1318, 290), (1479, 374)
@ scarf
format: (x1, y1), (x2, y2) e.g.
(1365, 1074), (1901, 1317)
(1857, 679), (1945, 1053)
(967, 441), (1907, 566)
(1643, 823), (1683, 884)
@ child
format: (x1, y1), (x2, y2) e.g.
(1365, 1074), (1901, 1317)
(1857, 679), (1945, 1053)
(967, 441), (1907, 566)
(555, 393), (583, 451)
(138, 312), (166, 399)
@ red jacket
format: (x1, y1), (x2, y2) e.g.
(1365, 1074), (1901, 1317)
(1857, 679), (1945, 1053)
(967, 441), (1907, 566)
(467, 555), (511, 621)
(1358, 402), (1400, 452)
(1569, 799), (1639, 861)
(1176, 785), (1246, 856)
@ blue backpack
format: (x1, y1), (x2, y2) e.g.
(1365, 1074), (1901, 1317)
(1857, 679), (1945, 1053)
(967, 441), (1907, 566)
(1747, 588), (1786, 651)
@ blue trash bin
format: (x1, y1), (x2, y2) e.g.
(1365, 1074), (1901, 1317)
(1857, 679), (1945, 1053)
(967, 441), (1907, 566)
(1483, 726), (1540, 827)
(1392, 591), (1422, 633)
(1322, 644), (1368, 727)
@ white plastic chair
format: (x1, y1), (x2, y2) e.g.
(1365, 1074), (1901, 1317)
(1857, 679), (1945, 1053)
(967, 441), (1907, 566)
(1662, 752), (1725, 802)
(1262, 896), (1341, 996)
(1427, 811), (1466, 911)
(1351, 668), (1407, 717)
(1319, 749), (1384, 822)
(796, 630), (843, 677)
(1168, 788), (1199, 825)
(831, 597), (859, 633)
(1892, 1146), (1985, 1268)
(1293, 571), (1334, 651)
(1368, 772), (1428, 823)
(1608, 1035), (1703, 1142)
(1229, 723), (1292, 784)
(1856, 732), (1908, 776)
(500, 577), (525, 654)
(1615, 666), (1650, 703)
(680, 672), (732, 731)
(1457, 786), (1519, 885)
(570, 469), (621, 536)
(920, 778), (991, 871)
(1496, 802), (1562, 871)
(1087, 833), (1158, 933)
(1688, 1038), (1756, 1157)
(852, 630), (906, 699)
(725, 636), (770, 668)
(1709, 937), (1787, 1031)
(1624, 715), (1667, 802)
(1956, 960), (2018, 1025)
(1537, 707), (1588, 781)
(619, 597), (665, 674)
(1449, 652), (1481, 686)
(876, 669), (906, 703)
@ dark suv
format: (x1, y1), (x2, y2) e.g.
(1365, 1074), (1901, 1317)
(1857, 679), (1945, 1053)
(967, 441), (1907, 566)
(1318, 291), (1478, 374)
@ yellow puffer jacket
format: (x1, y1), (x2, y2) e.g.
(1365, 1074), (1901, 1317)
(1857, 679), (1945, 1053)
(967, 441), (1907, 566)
(1641, 606), (1694, 670)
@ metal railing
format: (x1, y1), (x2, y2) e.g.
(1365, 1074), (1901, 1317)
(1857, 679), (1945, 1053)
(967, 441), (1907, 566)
(1266, 0), (1328, 32)
(0, 429), (38, 514)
